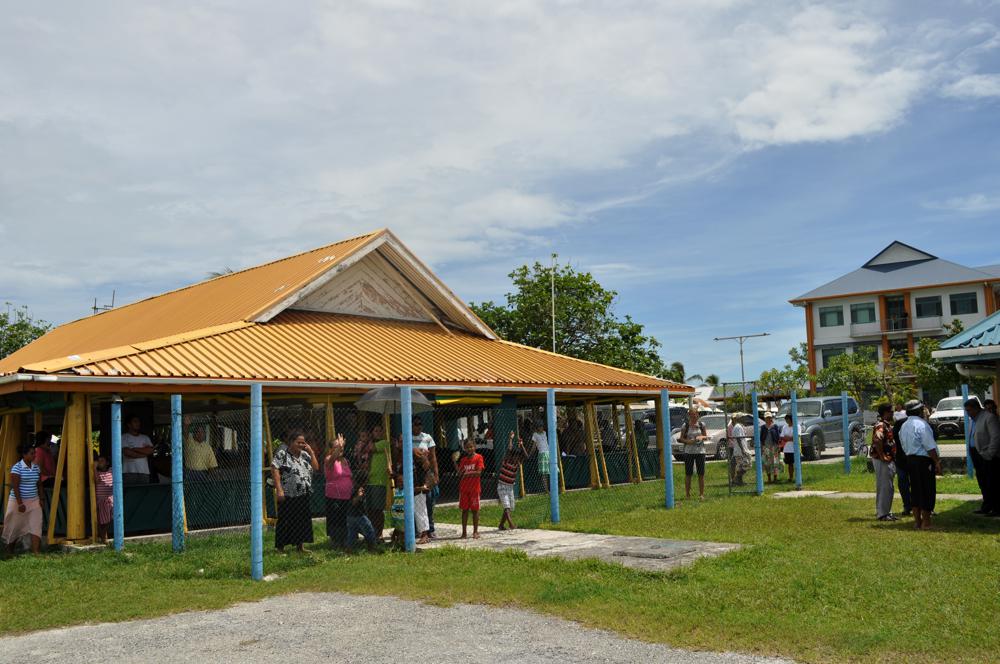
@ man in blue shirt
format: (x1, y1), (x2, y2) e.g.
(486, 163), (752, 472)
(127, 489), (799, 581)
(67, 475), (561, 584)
(898, 400), (941, 530)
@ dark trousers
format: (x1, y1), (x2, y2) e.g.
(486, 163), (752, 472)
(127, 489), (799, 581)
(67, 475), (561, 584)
(971, 448), (997, 512)
(426, 487), (436, 534)
(365, 485), (387, 539)
(325, 497), (349, 546)
(895, 453), (911, 512)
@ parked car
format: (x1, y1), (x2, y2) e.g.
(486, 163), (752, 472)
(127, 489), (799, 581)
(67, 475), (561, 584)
(627, 407), (687, 449)
(928, 396), (976, 438)
(670, 414), (730, 460)
(775, 397), (864, 460)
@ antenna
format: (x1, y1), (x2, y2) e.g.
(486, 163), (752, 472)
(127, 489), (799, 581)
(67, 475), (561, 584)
(91, 289), (116, 316)
(550, 253), (557, 353)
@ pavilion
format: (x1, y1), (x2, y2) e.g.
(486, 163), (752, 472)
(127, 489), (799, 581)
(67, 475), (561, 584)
(0, 229), (690, 543)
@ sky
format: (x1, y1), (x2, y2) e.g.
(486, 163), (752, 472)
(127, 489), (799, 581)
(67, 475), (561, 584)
(2, 0), (1000, 383)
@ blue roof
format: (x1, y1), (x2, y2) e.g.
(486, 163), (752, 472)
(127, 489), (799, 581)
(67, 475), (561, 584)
(940, 311), (1000, 350)
(792, 241), (998, 302)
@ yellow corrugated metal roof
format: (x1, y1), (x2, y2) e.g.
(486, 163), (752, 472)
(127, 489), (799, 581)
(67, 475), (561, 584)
(0, 232), (383, 374)
(69, 311), (687, 392)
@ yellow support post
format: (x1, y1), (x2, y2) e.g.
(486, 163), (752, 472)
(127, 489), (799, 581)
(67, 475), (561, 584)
(33, 410), (42, 437)
(624, 402), (643, 484)
(263, 402), (276, 524)
(47, 407), (70, 545)
(518, 464), (526, 498)
(0, 414), (24, 513)
(654, 395), (666, 479)
(556, 446), (566, 494)
(325, 397), (336, 443)
(64, 394), (88, 542)
(589, 403), (611, 488)
(383, 412), (393, 511)
(85, 400), (99, 543)
(582, 401), (600, 489)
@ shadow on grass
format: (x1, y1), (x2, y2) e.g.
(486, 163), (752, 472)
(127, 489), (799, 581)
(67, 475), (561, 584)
(846, 502), (1000, 534)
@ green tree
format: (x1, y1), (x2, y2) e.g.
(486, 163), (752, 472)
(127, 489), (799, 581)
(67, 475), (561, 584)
(757, 365), (810, 398)
(705, 374), (720, 387)
(788, 342), (810, 371)
(815, 347), (880, 408)
(907, 334), (992, 399)
(470, 261), (666, 376)
(0, 304), (51, 359)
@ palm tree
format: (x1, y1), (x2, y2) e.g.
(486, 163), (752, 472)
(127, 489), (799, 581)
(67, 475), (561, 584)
(667, 361), (685, 383)
(685, 373), (704, 384)
(705, 374), (720, 387)
(207, 267), (235, 279)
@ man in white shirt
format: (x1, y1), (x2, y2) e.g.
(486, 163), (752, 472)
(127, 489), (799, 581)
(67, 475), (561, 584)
(122, 415), (154, 484)
(898, 400), (941, 530)
(412, 417), (439, 539)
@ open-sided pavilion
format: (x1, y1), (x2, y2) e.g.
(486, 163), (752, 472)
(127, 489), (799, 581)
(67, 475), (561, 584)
(0, 229), (691, 545)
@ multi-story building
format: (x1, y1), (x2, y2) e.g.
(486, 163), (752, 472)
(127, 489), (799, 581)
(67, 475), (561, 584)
(791, 241), (1000, 393)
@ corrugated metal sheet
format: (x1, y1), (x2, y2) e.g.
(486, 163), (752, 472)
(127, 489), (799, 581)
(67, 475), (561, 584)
(74, 311), (687, 391)
(940, 311), (1000, 350)
(0, 232), (382, 373)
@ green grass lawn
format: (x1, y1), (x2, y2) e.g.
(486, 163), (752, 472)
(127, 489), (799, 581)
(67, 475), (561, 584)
(0, 463), (996, 663)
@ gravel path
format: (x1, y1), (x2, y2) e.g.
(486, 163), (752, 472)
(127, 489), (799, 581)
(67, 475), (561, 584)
(1, 593), (793, 664)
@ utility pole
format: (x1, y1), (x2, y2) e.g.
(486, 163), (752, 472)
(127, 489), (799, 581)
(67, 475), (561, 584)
(714, 332), (770, 411)
(550, 253), (557, 353)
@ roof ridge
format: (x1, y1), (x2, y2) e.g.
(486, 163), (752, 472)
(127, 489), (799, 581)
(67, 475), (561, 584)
(53, 229), (386, 330)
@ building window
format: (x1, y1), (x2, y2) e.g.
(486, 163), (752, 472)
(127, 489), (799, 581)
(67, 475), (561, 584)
(850, 303), (876, 324)
(950, 292), (978, 316)
(821, 347), (846, 367)
(915, 296), (942, 318)
(819, 306), (844, 327)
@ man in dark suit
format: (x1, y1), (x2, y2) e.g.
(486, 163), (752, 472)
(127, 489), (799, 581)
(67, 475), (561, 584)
(966, 398), (1000, 516)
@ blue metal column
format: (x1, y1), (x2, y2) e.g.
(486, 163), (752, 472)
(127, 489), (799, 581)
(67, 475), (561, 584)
(401, 386), (416, 552)
(170, 394), (185, 553)
(792, 390), (802, 489)
(546, 388), (560, 523)
(659, 389), (674, 509)
(962, 383), (973, 477)
(250, 383), (263, 581)
(751, 391), (763, 495)
(841, 391), (851, 474)
(110, 399), (124, 552)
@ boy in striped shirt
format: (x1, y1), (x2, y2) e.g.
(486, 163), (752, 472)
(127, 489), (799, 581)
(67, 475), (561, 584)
(497, 431), (527, 531)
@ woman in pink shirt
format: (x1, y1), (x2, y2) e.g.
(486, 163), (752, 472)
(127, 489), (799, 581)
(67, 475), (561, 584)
(324, 434), (353, 549)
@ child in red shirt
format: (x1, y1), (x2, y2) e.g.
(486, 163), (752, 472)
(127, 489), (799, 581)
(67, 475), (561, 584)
(456, 438), (485, 539)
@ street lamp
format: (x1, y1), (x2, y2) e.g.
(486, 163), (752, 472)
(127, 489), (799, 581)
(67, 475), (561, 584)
(714, 332), (770, 410)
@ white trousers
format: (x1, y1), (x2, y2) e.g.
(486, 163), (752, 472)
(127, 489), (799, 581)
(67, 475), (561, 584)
(414, 492), (429, 533)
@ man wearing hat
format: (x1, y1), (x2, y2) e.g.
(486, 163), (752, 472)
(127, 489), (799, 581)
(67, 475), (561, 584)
(965, 397), (1000, 517)
(898, 399), (941, 530)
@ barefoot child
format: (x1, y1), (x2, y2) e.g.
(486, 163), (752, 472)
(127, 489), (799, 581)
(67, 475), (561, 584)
(497, 431), (527, 531)
(456, 438), (485, 539)
(94, 455), (113, 542)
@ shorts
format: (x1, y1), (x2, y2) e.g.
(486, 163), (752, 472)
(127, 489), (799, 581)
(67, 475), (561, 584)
(907, 456), (936, 512)
(459, 486), (480, 511)
(684, 453), (705, 477)
(497, 482), (516, 511)
(784, 452), (795, 466)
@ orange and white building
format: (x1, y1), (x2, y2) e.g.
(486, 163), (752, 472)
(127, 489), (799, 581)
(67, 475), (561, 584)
(790, 241), (1000, 391)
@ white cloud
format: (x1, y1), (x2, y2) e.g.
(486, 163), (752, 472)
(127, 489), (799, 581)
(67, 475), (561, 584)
(944, 73), (1000, 97)
(925, 193), (1000, 213)
(0, 1), (996, 324)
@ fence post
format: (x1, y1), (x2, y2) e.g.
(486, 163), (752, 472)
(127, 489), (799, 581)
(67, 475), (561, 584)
(250, 383), (263, 581)
(110, 398), (124, 552)
(171, 394), (185, 553)
(962, 383), (973, 478)
(401, 386), (416, 552)
(841, 391), (851, 475)
(791, 390), (802, 489)
(659, 389), (674, 509)
(751, 391), (763, 496)
(546, 388), (560, 523)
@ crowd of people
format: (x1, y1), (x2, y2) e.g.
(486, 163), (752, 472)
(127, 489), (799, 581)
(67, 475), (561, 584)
(267, 416), (537, 553)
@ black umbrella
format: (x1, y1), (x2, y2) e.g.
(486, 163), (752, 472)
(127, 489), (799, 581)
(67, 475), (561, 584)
(354, 386), (434, 415)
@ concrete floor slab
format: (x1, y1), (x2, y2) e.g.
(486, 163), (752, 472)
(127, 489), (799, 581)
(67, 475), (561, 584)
(421, 524), (739, 572)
